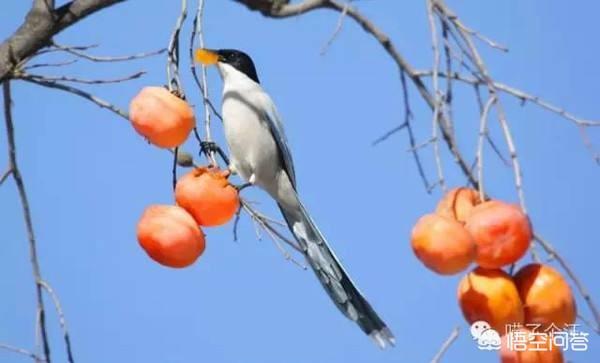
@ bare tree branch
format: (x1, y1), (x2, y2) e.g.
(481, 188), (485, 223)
(0, 0), (127, 82)
(3, 81), (52, 362)
(235, 0), (600, 338)
(435, 0), (526, 211)
(235, 0), (478, 188)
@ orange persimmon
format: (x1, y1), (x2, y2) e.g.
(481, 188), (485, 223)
(136, 205), (205, 268)
(465, 200), (532, 268)
(175, 167), (239, 227)
(513, 264), (576, 330)
(458, 267), (524, 333)
(436, 187), (483, 223)
(410, 213), (476, 275)
(129, 87), (195, 148)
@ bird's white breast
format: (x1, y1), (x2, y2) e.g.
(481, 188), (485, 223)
(219, 64), (280, 189)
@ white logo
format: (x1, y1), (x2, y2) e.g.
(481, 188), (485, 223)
(470, 321), (590, 353)
(470, 321), (501, 351)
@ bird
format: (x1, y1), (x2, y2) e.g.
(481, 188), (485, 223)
(195, 48), (394, 348)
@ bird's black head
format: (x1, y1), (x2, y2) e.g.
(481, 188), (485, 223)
(216, 49), (260, 84)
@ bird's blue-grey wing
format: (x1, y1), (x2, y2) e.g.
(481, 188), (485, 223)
(262, 99), (297, 189)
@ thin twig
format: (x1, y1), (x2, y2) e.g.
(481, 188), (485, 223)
(3, 81), (52, 362)
(472, 84), (510, 166)
(240, 200), (306, 268)
(23, 71), (145, 85)
(0, 166), (12, 185)
(437, 1), (526, 211)
(19, 76), (129, 119)
(166, 0), (188, 92)
(232, 205), (244, 242)
(34, 309), (42, 362)
(241, 200), (303, 254)
(577, 313), (600, 335)
(476, 96), (496, 200)
(400, 70), (432, 192)
(51, 42), (165, 62)
(406, 137), (436, 153)
(188, 12), (222, 122)
(430, 125), (445, 193)
(0, 343), (43, 361)
(441, 19), (455, 138)
(577, 125), (600, 165)
(172, 147), (178, 190)
(24, 59), (78, 70)
(534, 233), (600, 334)
(256, 217), (307, 269)
(371, 122), (407, 146)
(414, 70), (600, 128)
(320, 2), (349, 55)
(439, 5), (508, 52)
(191, 0), (217, 165)
(430, 326), (460, 363)
(427, 0), (446, 192)
(189, 0), (208, 150)
(38, 280), (74, 363)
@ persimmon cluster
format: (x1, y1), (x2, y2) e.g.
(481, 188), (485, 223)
(129, 87), (239, 268)
(411, 188), (576, 363)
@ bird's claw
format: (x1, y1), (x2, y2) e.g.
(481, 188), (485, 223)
(200, 141), (230, 165)
(235, 182), (253, 192)
(200, 140), (219, 155)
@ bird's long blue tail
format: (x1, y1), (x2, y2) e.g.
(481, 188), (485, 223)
(278, 201), (395, 348)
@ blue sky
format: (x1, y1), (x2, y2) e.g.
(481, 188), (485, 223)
(1, 1), (599, 362)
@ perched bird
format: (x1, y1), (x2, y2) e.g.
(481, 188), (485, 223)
(195, 48), (394, 348)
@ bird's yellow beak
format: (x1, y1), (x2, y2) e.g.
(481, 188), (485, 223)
(195, 49), (219, 65)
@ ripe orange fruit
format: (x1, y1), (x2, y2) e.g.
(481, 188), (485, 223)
(465, 200), (532, 268)
(175, 167), (239, 227)
(129, 87), (195, 148)
(458, 267), (524, 333)
(436, 187), (483, 223)
(513, 264), (576, 330)
(410, 213), (476, 275)
(136, 205), (205, 268)
(500, 328), (564, 363)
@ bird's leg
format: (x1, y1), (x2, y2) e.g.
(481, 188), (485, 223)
(235, 182), (252, 192)
(235, 174), (255, 192)
(200, 141), (230, 166)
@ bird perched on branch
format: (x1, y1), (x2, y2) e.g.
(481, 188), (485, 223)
(195, 48), (394, 348)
